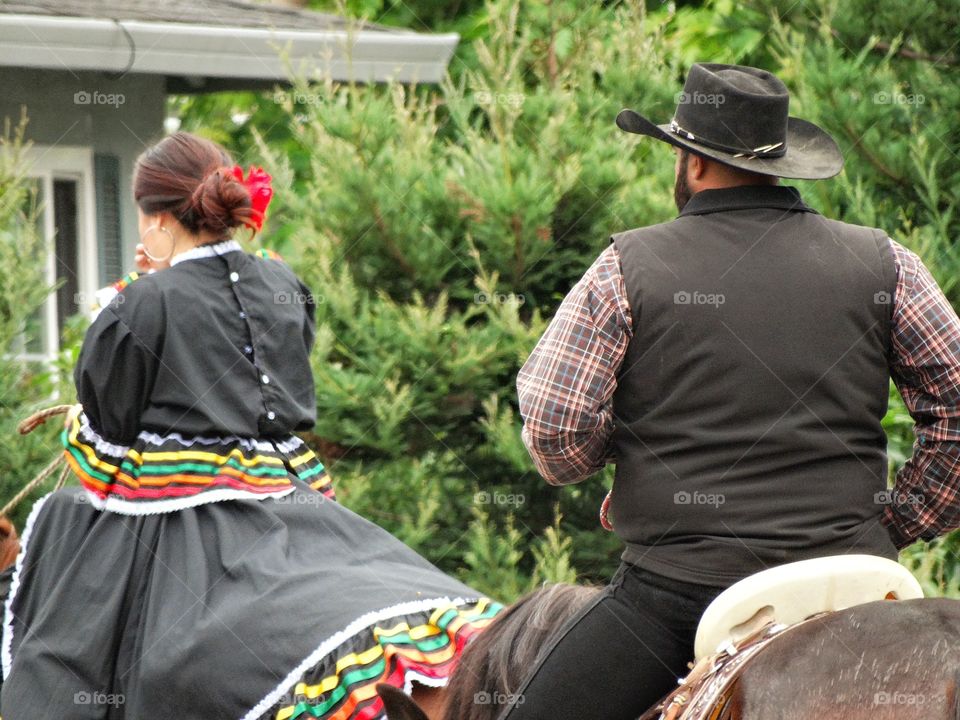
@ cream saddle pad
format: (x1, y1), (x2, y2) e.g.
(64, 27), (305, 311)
(694, 554), (924, 661)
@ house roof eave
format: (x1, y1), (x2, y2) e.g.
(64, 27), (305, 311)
(0, 14), (459, 84)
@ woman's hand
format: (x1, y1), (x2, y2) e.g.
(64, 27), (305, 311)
(135, 243), (172, 272)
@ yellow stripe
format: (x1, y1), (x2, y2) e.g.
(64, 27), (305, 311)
(67, 419), (121, 474)
(289, 450), (317, 468)
(430, 598), (490, 625)
(288, 603), (490, 703)
(309, 476), (331, 491)
(372, 622), (441, 642)
(444, 616), (469, 638)
(426, 598), (490, 625)
(408, 623), (442, 640)
(459, 598), (491, 619)
(131, 448), (284, 467)
(372, 621), (410, 638)
(292, 646), (385, 699)
(335, 645), (384, 675)
(428, 603), (457, 626)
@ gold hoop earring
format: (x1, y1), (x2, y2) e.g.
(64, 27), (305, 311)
(141, 224), (176, 263)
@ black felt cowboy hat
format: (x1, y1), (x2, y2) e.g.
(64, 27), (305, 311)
(617, 63), (843, 180)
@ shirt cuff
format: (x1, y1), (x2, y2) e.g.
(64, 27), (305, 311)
(881, 506), (917, 550)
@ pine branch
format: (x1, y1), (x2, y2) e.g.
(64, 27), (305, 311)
(373, 205), (417, 278)
(832, 30), (958, 66)
(872, 40), (957, 66)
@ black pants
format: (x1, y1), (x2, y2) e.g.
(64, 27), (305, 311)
(500, 561), (724, 720)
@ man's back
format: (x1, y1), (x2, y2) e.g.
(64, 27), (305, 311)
(610, 185), (898, 585)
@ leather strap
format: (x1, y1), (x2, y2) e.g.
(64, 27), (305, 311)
(641, 612), (832, 720)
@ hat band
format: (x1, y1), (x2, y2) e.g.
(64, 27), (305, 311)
(669, 120), (786, 159)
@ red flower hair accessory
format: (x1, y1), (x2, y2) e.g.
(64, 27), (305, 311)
(232, 165), (274, 232)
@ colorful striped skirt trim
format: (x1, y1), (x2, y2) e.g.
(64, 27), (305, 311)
(256, 598), (502, 720)
(63, 412), (333, 514)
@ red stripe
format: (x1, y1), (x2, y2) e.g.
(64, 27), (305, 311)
(80, 473), (289, 500)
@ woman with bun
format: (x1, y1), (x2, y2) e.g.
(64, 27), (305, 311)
(0, 132), (498, 720)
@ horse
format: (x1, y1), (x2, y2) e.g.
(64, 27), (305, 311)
(378, 583), (960, 720)
(380, 583), (601, 720)
(0, 516), (17, 574)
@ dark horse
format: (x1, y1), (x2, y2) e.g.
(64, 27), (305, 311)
(379, 584), (960, 720)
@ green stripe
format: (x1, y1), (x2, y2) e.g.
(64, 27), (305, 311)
(434, 607), (459, 628)
(374, 630), (450, 652)
(476, 602), (504, 620)
(119, 459), (288, 479)
(296, 462), (326, 480)
(64, 441), (115, 484)
(290, 657), (387, 718)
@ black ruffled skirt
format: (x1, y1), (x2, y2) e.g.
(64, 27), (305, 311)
(0, 482), (499, 719)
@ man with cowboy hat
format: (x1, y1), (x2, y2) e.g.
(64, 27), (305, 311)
(505, 63), (960, 719)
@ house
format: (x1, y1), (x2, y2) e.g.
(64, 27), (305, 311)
(0, 0), (459, 359)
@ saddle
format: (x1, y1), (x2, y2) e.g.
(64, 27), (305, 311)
(639, 555), (924, 720)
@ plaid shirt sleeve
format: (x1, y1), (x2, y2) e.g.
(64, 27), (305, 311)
(516, 244), (633, 485)
(883, 239), (960, 548)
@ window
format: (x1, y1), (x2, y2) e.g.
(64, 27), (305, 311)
(18, 146), (98, 361)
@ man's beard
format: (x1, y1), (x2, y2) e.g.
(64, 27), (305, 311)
(674, 150), (692, 212)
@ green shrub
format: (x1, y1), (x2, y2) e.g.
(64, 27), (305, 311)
(0, 116), (72, 529)
(254, 0), (960, 599)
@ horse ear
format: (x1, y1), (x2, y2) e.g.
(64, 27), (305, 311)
(376, 683), (431, 720)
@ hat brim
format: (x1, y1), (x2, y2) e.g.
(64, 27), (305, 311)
(616, 109), (843, 180)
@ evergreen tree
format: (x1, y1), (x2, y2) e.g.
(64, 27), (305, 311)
(0, 117), (72, 528)
(255, 0), (960, 598)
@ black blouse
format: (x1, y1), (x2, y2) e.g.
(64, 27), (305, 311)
(63, 240), (331, 514)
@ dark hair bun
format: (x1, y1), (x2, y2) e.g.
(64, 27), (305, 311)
(134, 132), (256, 237)
(187, 168), (253, 234)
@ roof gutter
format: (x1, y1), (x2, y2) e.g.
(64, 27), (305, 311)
(0, 14), (459, 84)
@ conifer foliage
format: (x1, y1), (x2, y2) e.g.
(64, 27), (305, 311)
(264, 0), (960, 597)
(0, 118), (72, 528)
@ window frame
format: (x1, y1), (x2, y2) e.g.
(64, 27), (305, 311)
(19, 144), (99, 360)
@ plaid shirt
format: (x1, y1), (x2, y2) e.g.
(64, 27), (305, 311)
(517, 238), (960, 549)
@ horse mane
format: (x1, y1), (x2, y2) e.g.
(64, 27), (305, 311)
(440, 583), (601, 720)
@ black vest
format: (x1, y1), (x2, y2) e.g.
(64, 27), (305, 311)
(610, 186), (898, 587)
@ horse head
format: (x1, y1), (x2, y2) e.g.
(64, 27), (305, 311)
(376, 583), (601, 720)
